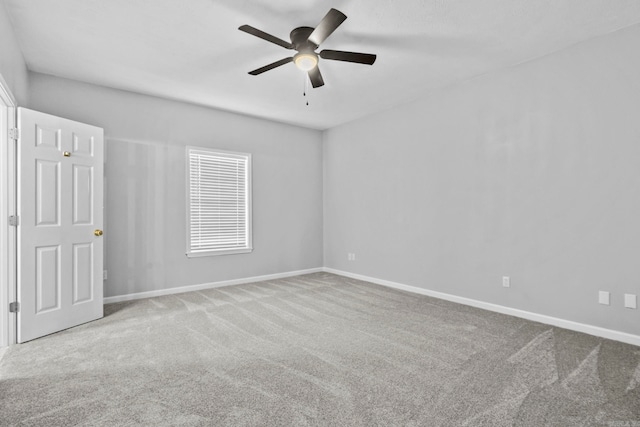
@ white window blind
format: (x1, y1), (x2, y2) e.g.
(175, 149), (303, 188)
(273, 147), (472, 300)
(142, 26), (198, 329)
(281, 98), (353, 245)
(186, 147), (252, 257)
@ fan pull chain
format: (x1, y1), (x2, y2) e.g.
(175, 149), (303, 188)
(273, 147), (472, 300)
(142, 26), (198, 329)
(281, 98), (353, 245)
(303, 74), (309, 106)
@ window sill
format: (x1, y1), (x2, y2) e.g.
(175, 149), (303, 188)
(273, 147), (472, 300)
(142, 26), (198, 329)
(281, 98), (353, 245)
(186, 248), (253, 258)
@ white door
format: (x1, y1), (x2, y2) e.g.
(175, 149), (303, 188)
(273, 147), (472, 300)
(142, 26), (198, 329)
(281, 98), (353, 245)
(17, 108), (104, 343)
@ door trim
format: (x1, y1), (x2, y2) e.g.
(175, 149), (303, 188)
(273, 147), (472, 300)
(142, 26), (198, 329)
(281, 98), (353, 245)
(0, 73), (17, 348)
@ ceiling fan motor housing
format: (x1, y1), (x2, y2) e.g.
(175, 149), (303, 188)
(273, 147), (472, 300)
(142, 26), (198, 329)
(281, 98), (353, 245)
(290, 27), (318, 51)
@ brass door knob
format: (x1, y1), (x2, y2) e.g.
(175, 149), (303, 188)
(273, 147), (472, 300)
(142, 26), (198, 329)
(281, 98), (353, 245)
(94, 229), (103, 237)
(63, 151), (71, 157)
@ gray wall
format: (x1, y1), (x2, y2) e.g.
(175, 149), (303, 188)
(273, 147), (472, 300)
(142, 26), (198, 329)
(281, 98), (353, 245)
(324, 24), (640, 336)
(0, 0), (28, 104)
(29, 73), (323, 298)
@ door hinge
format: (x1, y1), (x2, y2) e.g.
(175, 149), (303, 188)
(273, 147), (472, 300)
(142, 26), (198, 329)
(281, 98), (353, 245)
(9, 215), (19, 226)
(9, 302), (19, 313)
(8, 127), (19, 140)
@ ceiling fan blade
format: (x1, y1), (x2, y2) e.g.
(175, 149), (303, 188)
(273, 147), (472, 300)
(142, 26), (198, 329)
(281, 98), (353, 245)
(239, 25), (294, 49)
(308, 66), (325, 88)
(248, 57), (293, 75)
(320, 50), (377, 65)
(308, 8), (347, 46)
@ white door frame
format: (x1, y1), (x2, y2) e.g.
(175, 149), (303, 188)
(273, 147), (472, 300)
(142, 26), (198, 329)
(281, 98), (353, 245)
(0, 73), (17, 348)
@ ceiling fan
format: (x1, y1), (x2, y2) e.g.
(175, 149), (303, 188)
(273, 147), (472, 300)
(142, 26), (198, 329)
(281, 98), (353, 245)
(238, 8), (377, 88)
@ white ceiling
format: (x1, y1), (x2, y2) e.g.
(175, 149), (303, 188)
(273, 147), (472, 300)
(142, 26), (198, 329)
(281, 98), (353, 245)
(5, 0), (640, 130)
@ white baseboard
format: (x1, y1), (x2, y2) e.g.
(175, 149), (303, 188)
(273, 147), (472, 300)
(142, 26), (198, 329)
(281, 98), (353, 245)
(323, 268), (640, 347)
(102, 266), (640, 347)
(103, 267), (324, 304)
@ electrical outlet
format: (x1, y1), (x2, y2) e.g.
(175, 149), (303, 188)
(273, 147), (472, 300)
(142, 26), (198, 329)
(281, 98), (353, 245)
(624, 294), (637, 309)
(347, 253), (356, 261)
(502, 276), (510, 288)
(103, 270), (108, 280)
(598, 291), (610, 305)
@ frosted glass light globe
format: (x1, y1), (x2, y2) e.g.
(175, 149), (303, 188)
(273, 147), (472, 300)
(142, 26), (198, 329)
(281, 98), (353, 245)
(294, 53), (318, 71)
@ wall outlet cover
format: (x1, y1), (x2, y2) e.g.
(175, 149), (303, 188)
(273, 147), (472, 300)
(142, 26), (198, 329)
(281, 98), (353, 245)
(598, 291), (610, 305)
(624, 294), (637, 309)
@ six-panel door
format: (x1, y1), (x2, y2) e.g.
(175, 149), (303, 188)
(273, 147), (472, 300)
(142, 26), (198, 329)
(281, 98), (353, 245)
(18, 108), (104, 343)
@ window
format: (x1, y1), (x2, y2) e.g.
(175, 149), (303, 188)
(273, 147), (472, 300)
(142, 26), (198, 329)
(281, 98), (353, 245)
(186, 147), (252, 257)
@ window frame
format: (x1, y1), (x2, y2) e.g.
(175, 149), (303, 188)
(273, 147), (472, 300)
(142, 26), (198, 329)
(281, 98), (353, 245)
(185, 146), (252, 258)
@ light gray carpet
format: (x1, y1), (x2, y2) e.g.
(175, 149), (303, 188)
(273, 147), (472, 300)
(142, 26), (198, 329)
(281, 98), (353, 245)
(1, 272), (639, 426)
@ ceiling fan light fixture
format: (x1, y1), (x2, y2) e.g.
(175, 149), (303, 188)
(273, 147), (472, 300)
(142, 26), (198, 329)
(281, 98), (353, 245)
(294, 52), (318, 71)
